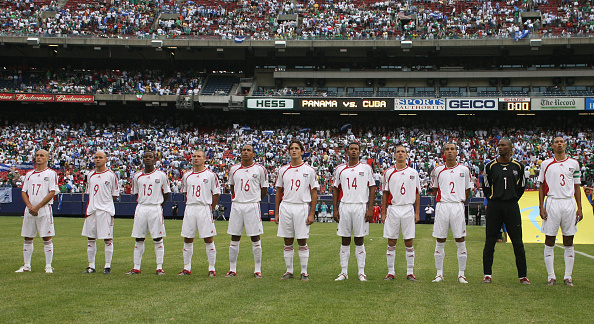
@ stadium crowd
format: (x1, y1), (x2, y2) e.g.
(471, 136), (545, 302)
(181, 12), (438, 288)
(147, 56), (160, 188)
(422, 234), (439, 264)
(1, 113), (592, 197)
(0, 0), (593, 40)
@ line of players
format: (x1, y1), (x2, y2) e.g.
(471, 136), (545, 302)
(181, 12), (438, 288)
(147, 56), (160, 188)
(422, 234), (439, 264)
(15, 137), (584, 285)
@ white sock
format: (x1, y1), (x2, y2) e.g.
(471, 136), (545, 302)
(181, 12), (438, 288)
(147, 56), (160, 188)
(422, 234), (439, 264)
(205, 242), (216, 271)
(544, 245), (555, 280)
(386, 245), (396, 275)
(355, 245), (366, 275)
(284, 245), (294, 274)
(154, 239), (164, 270)
(564, 245), (574, 280)
(23, 239), (33, 267)
(434, 241), (445, 276)
(183, 242), (193, 271)
(252, 240), (262, 273)
(87, 240), (97, 268)
(229, 241), (239, 272)
(104, 240), (113, 268)
(298, 245), (309, 275)
(456, 241), (467, 277)
(406, 246), (415, 275)
(134, 240), (145, 270)
(44, 239), (53, 266)
(340, 245), (350, 275)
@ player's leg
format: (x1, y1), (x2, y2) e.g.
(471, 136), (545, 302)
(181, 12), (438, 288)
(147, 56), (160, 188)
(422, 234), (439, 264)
(542, 200), (561, 284)
(226, 204), (244, 276)
(354, 236), (366, 281)
(204, 236), (217, 277)
(38, 209), (55, 273)
(245, 203), (264, 277)
(451, 203), (468, 283)
(130, 207), (148, 274)
(295, 204), (311, 280)
(503, 203), (528, 281)
(336, 204), (352, 280)
(250, 235), (262, 277)
(82, 213), (98, 273)
(277, 203), (295, 278)
(148, 206), (166, 274)
(432, 203), (447, 282)
(353, 204), (369, 281)
(559, 199), (578, 286)
(85, 238), (97, 272)
(544, 235), (556, 284)
(562, 235), (575, 286)
(482, 202), (503, 281)
(383, 206), (398, 280)
(283, 237), (295, 278)
(297, 239), (309, 280)
(385, 239), (397, 280)
(180, 237), (194, 275)
(197, 205), (217, 277)
(180, 206), (197, 275)
(401, 205), (417, 281)
(18, 210), (36, 272)
(95, 211), (115, 274)
(103, 239), (113, 274)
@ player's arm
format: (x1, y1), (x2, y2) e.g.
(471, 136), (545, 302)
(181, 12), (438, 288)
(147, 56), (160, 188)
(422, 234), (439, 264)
(230, 184), (235, 198)
(31, 190), (57, 214)
(365, 184), (376, 222)
(515, 163), (526, 199)
(574, 184), (583, 223)
(274, 187), (283, 225)
(211, 194), (220, 213)
(260, 187), (267, 200)
(332, 186), (340, 222)
(482, 165), (492, 199)
(464, 188), (471, 204)
(162, 192), (170, 207)
(381, 190), (388, 223)
(414, 190), (420, 223)
(307, 187), (317, 225)
(538, 183), (547, 220)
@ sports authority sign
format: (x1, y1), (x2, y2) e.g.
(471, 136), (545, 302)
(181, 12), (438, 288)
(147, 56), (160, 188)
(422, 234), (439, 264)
(0, 94), (94, 103)
(531, 98), (585, 110)
(394, 98), (445, 110)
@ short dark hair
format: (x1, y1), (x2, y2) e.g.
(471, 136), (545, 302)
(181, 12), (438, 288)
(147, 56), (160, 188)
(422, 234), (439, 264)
(289, 139), (305, 152)
(347, 142), (360, 150)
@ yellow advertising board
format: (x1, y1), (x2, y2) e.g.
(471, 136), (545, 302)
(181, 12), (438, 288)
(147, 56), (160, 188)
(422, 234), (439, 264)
(519, 190), (594, 244)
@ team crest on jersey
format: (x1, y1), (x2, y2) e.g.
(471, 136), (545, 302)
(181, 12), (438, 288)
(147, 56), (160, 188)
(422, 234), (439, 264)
(203, 179), (209, 183)
(410, 175), (415, 179)
(252, 174), (257, 178)
(43, 177), (49, 181)
(359, 172), (364, 176)
(155, 179), (160, 183)
(303, 173), (308, 177)
(459, 173), (465, 177)
(105, 181), (110, 185)
(512, 170), (518, 176)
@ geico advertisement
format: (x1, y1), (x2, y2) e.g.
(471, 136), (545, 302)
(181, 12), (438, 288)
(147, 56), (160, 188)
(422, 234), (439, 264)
(446, 98), (498, 110)
(298, 98), (392, 110)
(394, 98), (445, 110)
(246, 98), (294, 109)
(531, 98), (585, 110)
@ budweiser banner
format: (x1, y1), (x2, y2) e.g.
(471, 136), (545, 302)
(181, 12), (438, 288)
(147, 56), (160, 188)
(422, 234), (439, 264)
(0, 93), (94, 103)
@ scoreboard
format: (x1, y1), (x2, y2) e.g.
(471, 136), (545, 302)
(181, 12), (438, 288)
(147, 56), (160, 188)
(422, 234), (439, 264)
(499, 98), (531, 111)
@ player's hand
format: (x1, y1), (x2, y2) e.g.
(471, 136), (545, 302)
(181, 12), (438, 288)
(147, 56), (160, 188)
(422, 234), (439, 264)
(29, 205), (40, 216)
(575, 209), (583, 225)
(540, 206), (547, 220)
(306, 214), (315, 225)
(381, 213), (387, 223)
(333, 210), (340, 222)
(415, 212), (420, 224)
(365, 209), (373, 222)
(274, 212), (279, 225)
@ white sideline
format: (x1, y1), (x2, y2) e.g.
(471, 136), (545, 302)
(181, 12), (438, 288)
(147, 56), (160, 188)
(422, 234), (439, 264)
(555, 244), (594, 259)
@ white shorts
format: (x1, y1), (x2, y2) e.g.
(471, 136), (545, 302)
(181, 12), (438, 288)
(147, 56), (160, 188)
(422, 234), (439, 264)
(21, 205), (55, 238)
(227, 202), (263, 237)
(541, 198), (577, 237)
(131, 205), (166, 239)
(432, 202), (466, 239)
(82, 210), (114, 239)
(277, 202), (310, 239)
(383, 205), (415, 240)
(181, 204), (217, 239)
(337, 203), (369, 237)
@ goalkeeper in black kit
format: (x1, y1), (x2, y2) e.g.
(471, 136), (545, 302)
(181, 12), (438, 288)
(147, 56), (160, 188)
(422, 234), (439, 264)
(481, 138), (530, 284)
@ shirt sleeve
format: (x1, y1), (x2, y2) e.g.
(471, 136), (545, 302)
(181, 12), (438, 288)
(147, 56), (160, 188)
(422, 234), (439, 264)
(275, 167), (284, 188)
(132, 173), (138, 195)
(111, 172), (120, 197)
(537, 161), (547, 184)
(180, 172), (187, 194)
(50, 171), (59, 193)
(260, 167), (269, 188)
(161, 173), (172, 194)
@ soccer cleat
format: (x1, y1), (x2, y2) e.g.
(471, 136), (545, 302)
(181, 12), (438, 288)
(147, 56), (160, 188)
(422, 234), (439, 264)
(384, 274), (395, 281)
(82, 267), (96, 274)
(208, 270), (216, 277)
(358, 273), (368, 282)
(15, 265), (31, 273)
(458, 276), (468, 284)
(253, 272), (262, 278)
(547, 278), (556, 286)
(407, 274), (418, 282)
(125, 269), (141, 275)
(432, 275), (444, 283)
(520, 277), (531, 285)
(225, 271), (237, 278)
(300, 273), (309, 281)
(483, 275), (492, 284)
(45, 266), (54, 274)
(103, 268), (111, 275)
(156, 269), (165, 276)
(334, 273), (348, 281)
(281, 272), (294, 280)
(564, 279), (573, 287)
(177, 269), (191, 276)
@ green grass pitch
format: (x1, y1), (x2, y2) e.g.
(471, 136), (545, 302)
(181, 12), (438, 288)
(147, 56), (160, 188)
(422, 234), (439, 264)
(1, 216), (593, 323)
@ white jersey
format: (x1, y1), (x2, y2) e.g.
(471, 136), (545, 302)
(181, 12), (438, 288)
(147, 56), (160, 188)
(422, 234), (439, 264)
(22, 168), (59, 206)
(382, 166), (420, 206)
(85, 169), (119, 216)
(182, 168), (221, 205)
(275, 162), (319, 204)
(132, 169), (171, 205)
(228, 162), (268, 203)
(430, 163), (472, 203)
(538, 157), (581, 198)
(333, 162), (375, 204)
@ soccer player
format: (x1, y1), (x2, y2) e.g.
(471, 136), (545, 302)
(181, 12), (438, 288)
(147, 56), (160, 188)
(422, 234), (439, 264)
(430, 143), (472, 284)
(178, 150), (220, 277)
(275, 140), (319, 281)
(332, 142), (376, 281)
(482, 139), (530, 284)
(381, 145), (421, 281)
(126, 151), (171, 275)
(16, 149), (59, 274)
(226, 144), (268, 278)
(82, 151), (120, 275)
(538, 136), (583, 286)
